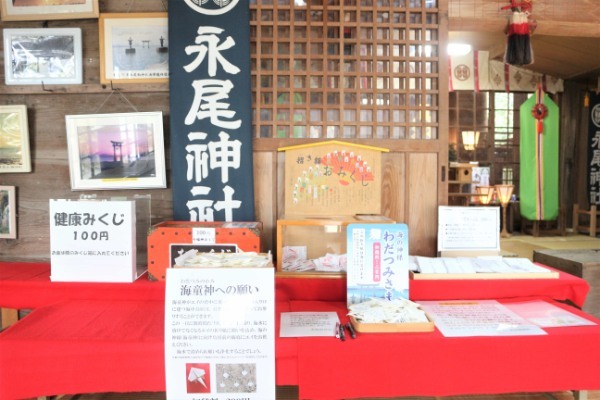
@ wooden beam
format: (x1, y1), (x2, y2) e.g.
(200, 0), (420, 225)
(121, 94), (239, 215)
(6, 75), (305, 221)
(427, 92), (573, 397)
(567, 66), (600, 81)
(449, 18), (600, 38)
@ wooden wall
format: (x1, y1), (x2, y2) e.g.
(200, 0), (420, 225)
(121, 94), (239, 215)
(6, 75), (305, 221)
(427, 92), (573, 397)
(1, 0), (446, 264)
(0, 0), (173, 262)
(560, 81), (592, 228)
(253, 140), (443, 260)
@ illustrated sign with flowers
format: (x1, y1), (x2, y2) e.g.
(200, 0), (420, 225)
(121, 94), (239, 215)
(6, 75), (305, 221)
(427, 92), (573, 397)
(279, 141), (388, 216)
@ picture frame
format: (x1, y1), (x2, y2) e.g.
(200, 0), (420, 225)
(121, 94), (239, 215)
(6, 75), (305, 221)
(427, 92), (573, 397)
(0, 0), (99, 22)
(0, 105), (31, 173)
(3, 28), (83, 85)
(99, 13), (169, 84)
(65, 112), (167, 191)
(0, 186), (17, 239)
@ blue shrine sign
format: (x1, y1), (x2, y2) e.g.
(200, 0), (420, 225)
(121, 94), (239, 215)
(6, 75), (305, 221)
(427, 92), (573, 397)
(168, 0), (254, 221)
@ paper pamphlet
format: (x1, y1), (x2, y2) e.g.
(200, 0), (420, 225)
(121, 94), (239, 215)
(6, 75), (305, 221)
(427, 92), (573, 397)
(419, 300), (547, 337)
(279, 312), (340, 337)
(503, 300), (597, 328)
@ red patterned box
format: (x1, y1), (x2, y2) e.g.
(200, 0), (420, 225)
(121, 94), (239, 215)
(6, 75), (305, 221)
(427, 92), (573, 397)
(147, 221), (262, 281)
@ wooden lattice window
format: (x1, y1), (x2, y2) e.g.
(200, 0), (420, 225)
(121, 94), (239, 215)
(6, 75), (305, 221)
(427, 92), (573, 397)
(250, 0), (440, 140)
(449, 91), (528, 195)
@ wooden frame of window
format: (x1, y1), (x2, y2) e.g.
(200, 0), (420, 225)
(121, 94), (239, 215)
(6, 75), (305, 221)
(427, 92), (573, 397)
(250, 0), (441, 142)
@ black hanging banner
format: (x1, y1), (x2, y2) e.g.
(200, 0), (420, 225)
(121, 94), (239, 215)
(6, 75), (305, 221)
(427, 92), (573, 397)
(588, 91), (600, 205)
(168, 0), (254, 221)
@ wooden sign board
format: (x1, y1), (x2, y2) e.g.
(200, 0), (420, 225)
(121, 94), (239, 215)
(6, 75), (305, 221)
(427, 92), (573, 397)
(279, 141), (388, 216)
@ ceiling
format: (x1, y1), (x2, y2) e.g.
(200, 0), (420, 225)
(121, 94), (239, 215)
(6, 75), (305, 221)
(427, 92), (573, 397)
(448, 0), (600, 88)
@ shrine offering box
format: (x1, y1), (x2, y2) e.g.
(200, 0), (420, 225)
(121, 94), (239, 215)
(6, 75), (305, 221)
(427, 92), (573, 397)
(276, 215), (394, 277)
(148, 221), (262, 281)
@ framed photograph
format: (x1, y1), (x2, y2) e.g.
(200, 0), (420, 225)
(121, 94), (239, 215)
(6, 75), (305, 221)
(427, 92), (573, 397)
(99, 13), (169, 84)
(0, 0), (99, 21)
(0, 105), (31, 173)
(3, 28), (83, 85)
(65, 112), (167, 191)
(0, 186), (17, 239)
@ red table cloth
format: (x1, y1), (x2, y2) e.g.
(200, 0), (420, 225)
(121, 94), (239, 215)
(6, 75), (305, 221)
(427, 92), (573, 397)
(0, 262), (164, 309)
(281, 299), (600, 400)
(275, 267), (590, 306)
(0, 299), (165, 400)
(0, 262), (590, 309)
(1, 298), (599, 400)
(0, 261), (597, 399)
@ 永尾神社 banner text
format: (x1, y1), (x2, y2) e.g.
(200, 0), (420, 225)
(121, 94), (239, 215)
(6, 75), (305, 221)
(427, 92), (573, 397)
(169, 0), (254, 222)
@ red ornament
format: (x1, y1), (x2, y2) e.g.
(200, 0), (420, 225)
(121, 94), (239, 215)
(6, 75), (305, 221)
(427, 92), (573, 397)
(531, 103), (548, 120)
(531, 103), (548, 134)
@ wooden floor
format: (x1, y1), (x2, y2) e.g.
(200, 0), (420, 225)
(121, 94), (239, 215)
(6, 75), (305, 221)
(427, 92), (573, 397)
(499, 232), (600, 260)
(32, 234), (600, 400)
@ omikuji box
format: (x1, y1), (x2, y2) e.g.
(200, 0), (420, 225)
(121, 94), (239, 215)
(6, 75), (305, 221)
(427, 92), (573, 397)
(276, 141), (393, 278)
(276, 215), (394, 277)
(147, 221), (262, 281)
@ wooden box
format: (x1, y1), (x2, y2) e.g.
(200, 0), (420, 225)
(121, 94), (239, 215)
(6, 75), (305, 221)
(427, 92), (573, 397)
(449, 162), (473, 183)
(533, 249), (600, 317)
(276, 215), (394, 277)
(349, 315), (435, 333)
(148, 221), (262, 281)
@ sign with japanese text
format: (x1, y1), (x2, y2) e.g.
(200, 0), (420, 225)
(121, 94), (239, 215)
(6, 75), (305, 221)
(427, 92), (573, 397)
(437, 206), (500, 252)
(279, 141), (388, 216)
(168, 0), (254, 222)
(164, 267), (275, 400)
(49, 199), (137, 282)
(346, 223), (409, 306)
(588, 91), (600, 205)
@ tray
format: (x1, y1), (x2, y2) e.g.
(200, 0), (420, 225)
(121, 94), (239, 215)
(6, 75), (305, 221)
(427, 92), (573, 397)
(348, 315), (435, 333)
(410, 270), (559, 280)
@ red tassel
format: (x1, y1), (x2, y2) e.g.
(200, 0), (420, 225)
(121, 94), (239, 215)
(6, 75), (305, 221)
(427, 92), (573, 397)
(532, 83), (547, 135)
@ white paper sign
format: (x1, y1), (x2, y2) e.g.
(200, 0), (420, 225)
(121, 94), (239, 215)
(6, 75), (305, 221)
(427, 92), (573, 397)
(193, 227), (216, 244)
(419, 300), (546, 337)
(165, 267), (275, 400)
(504, 300), (597, 328)
(279, 312), (339, 337)
(49, 199), (137, 282)
(438, 206), (500, 252)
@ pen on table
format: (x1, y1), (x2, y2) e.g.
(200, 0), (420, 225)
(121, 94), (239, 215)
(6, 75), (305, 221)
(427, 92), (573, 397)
(338, 322), (346, 341)
(335, 322), (340, 339)
(346, 322), (356, 339)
